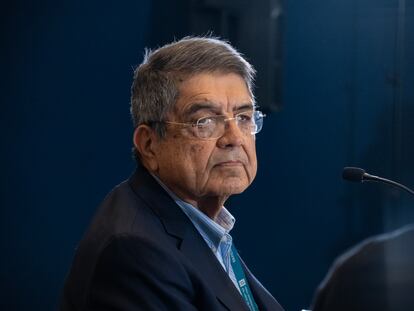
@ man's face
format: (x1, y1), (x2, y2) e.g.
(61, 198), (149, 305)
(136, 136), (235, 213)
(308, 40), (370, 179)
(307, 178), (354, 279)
(152, 72), (258, 206)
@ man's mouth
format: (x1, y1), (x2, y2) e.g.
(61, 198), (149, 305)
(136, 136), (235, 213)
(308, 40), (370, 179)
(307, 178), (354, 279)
(215, 160), (244, 167)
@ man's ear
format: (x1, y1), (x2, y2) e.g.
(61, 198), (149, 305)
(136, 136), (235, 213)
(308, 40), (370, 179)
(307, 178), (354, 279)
(133, 125), (159, 172)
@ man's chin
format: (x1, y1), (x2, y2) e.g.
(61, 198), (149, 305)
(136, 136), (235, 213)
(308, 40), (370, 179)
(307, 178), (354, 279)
(213, 180), (249, 196)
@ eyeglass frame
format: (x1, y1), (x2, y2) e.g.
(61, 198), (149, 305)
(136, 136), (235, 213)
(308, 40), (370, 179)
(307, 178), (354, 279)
(147, 110), (266, 140)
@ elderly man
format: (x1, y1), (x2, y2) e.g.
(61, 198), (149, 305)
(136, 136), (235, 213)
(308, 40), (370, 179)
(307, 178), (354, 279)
(60, 37), (284, 311)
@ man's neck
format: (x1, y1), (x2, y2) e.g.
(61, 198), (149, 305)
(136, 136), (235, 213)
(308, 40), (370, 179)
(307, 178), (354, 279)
(149, 171), (228, 220)
(195, 196), (229, 220)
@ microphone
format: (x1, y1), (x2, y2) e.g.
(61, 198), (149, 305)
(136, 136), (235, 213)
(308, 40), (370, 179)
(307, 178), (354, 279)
(342, 167), (414, 196)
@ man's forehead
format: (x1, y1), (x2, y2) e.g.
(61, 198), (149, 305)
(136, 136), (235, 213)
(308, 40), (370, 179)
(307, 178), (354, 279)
(170, 72), (254, 116)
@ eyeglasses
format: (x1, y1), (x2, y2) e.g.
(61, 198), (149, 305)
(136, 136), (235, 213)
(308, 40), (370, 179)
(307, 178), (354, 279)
(161, 110), (265, 139)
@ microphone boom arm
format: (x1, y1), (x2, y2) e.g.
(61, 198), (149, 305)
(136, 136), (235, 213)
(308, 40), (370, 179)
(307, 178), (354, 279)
(363, 173), (414, 196)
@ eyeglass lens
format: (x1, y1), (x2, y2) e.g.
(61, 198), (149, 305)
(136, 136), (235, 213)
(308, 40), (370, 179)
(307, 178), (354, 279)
(193, 111), (264, 139)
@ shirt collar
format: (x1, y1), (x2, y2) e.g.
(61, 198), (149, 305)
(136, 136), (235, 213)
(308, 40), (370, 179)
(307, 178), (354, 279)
(151, 173), (236, 248)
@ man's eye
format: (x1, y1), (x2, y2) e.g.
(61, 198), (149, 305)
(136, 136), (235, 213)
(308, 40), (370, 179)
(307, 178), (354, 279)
(237, 113), (252, 122)
(196, 117), (215, 127)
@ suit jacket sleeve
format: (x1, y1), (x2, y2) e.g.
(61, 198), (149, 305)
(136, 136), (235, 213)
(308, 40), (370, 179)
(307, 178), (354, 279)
(86, 235), (198, 311)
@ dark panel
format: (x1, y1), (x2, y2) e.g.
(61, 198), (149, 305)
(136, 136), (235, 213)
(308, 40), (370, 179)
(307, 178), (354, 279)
(188, 0), (284, 112)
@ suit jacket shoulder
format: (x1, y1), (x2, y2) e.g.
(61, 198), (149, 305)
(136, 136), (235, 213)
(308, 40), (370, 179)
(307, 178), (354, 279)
(60, 166), (283, 311)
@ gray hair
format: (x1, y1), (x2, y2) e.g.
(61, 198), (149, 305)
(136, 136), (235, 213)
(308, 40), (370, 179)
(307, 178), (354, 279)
(130, 36), (256, 159)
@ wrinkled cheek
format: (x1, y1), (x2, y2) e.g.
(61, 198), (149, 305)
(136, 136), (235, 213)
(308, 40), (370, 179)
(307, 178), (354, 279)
(248, 145), (258, 181)
(190, 144), (206, 173)
(251, 156), (258, 175)
(190, 143), (204, 154)
(188, 143), (208, 187)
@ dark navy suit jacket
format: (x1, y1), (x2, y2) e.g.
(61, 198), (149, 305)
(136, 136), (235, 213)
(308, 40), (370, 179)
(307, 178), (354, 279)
(60, 165), (284, 311)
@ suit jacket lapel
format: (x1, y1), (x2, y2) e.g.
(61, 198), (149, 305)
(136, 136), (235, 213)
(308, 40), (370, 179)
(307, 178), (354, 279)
(129, 166), (249, 311)
(179, 224), (249, 311)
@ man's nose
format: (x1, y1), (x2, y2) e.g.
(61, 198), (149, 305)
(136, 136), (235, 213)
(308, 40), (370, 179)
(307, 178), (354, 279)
(216, 119), (244, 148)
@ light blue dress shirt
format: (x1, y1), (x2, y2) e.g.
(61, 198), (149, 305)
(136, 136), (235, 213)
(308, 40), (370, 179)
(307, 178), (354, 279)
(152, 174), (240, 291)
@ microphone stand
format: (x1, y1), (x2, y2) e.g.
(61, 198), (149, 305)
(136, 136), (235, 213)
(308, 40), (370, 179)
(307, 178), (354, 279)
(362, 172), (414, 196)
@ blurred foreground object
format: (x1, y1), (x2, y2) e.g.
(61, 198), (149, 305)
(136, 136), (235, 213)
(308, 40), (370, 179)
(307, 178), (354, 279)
(312, 224), (414, 311)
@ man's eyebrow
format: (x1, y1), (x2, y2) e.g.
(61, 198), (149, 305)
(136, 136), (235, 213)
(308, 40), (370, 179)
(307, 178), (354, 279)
(184, 102), (220, 116)
(185, 101), (255, 115)
(234, 103), (255, 112)
(184, 102), (255, 116)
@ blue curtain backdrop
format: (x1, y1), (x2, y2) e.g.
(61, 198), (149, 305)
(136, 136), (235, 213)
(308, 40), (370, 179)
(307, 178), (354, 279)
(1, 1), (413, 310)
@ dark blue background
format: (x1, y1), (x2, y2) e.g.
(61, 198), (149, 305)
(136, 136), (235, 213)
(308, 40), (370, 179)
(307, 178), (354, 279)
(1, 1), (413, 310)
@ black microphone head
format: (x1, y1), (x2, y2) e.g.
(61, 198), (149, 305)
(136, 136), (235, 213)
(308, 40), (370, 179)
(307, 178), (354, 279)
(343, 167), (366, 182)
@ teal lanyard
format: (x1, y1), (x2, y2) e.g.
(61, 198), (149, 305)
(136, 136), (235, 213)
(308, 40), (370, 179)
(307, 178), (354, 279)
(230, 245), (259, 311)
